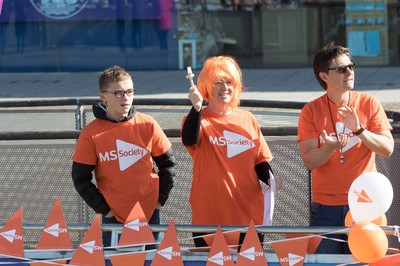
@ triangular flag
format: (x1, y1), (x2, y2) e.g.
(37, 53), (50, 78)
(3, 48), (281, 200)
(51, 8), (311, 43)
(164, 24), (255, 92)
(109, 252), (147, 266)
(0, 207), (24, 258)
(203, 230), (240, 252)
(285, 233), (322, 254)
(118, 201), (155, 247)
(236, 220), (267, 266)
(36, 198), (73, 250)
(370, 253), (400, 266)
(69, 215), (105, 266)
(151, 219), (183, 266)
(206, 226), (235, 266)
(272, 238), (308, 266)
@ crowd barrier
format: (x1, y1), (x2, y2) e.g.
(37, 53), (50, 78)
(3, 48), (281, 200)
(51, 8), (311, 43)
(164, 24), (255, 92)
(0, 98), (399, 265)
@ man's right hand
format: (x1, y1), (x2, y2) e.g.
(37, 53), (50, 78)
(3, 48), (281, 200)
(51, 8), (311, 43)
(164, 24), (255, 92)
(188, 86), (203, 112)
(321, 130), (348, 150)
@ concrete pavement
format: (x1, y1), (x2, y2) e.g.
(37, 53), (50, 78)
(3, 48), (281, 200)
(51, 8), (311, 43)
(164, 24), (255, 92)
(1, 66), (400, 111)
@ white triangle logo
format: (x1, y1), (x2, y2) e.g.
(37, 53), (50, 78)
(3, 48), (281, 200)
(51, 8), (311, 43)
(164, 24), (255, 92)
(44, 223), (60, 237)
(288, 252), (304, 266)
(208, 251), (224, 265)
(223, 130), (255, 158)
(157, 246), (173, 260)
(336, 122), (361, 152)
(116, 139), (148, 171)
(239, 246), (255, 261)
(125, 219), (140, 231)
(0, 229), (16, 243)
(80, 240), (95, 254)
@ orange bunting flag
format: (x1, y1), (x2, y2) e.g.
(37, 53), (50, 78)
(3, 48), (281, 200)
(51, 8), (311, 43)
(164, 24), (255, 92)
(272, 237), (309, 266)
(69, 215), (105, 266)
(203, 229), (240, 253)
(236, 220), (267, 266)
(151, 219), (183, 266)
(0, 207), (24, 258)
(206, 226), (235, 266)
(285, 233), (322, 254)
(118, 201), (155, 248)
(109, 252), (147, 266)
(36, 198), (73, 250)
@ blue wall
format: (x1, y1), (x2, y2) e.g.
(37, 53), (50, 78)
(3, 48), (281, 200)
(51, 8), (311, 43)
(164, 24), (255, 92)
(0, 0), (178, 71)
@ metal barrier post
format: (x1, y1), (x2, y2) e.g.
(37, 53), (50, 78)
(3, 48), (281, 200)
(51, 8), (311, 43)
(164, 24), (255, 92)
(75, 104), (85, 130)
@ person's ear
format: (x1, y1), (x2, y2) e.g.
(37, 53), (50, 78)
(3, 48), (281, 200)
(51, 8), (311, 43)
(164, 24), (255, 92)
(319, 71), (328, 82)
(99, 92), (106, 103)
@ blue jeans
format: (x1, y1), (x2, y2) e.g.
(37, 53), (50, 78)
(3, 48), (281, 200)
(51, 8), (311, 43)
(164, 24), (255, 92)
(310, 203), (350, 254)
(102, 209), (161, 250)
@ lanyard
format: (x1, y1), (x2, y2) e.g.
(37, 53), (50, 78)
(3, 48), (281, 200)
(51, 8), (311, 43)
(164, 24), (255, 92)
(327, 92), (351, 164)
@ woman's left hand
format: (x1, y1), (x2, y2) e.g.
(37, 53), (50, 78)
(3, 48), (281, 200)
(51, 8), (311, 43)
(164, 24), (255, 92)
(268, 175), (283, 191)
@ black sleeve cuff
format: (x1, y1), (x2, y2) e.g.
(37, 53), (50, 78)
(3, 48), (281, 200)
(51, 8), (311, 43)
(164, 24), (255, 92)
(181, 106), (202, 146)
(153, 149), (176, 206)
(255, 161), (273, 185)
(71, 161), (111, 215)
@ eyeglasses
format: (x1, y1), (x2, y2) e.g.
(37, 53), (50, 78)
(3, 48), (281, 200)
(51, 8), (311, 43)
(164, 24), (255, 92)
(103, 89), (134, 98)
(327, 63), (355, 74)
(214, 80), (232, 88)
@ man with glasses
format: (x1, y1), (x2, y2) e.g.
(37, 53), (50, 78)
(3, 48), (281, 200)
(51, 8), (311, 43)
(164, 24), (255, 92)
(297, 42), (394, 254)
(72, 65), (176, 248)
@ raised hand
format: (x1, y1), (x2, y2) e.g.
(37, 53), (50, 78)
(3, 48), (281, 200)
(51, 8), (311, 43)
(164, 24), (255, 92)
(321, 129), (348, 150)
(189, 85), (203, 112)
(338, 106), (360, 132)
(186, 67), (203, 112)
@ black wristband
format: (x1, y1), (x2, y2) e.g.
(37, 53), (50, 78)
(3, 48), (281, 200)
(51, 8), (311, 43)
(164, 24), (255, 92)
(353, 125), (365, 136)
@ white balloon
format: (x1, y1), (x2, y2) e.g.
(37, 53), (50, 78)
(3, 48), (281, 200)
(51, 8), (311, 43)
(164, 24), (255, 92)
(348, 172), (393, 223)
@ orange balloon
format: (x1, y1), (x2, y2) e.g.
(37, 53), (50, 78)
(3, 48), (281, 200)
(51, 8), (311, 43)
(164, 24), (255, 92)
(345, 211), (387, 226)
(348, 222), (388, 263)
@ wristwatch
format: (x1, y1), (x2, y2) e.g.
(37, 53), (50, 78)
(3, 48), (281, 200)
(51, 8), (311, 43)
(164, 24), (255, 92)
(353, 124), (365, 136)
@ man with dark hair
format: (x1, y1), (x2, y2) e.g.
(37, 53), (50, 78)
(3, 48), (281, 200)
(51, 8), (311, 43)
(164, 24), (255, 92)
(297, 42), (394, 254)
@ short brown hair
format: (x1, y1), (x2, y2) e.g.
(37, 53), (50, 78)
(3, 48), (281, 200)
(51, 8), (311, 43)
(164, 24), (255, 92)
(98, 66), (132, 92)
(313, 42), (351, 90)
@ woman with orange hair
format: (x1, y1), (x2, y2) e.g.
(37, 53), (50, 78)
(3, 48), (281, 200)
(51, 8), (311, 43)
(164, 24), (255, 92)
(181, 56), (282, 248)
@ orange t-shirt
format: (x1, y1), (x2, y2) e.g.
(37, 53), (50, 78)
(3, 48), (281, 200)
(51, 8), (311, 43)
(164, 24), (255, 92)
(298, 91), (392, 205)
(183, 108), (273, 226)
(73, 112), (172, 223)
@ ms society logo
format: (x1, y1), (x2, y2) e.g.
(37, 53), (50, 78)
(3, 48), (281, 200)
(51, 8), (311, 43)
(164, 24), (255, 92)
(321, 122), (361, 152)
(0, 229), (23, 243)
(44, 223), (68, 237)
(30, 0), (89, 20)
(209, 130), (255, 158)
(99, 140), (148, 171)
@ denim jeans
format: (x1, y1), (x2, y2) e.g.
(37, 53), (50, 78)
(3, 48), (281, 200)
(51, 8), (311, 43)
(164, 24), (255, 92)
(102, 209), (161, 250)
(310, 202), (350, 254)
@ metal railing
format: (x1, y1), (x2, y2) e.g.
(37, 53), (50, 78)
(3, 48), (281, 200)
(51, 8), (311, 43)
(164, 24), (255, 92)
(0, 97), (399, 256)
(0, 97), (399, 134)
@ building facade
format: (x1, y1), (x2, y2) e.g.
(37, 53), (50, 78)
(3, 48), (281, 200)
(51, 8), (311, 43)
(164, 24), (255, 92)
(0, 0), (399, 71)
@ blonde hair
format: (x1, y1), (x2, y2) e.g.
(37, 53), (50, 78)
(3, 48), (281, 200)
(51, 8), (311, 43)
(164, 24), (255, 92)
(197, 56), (243, 110)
